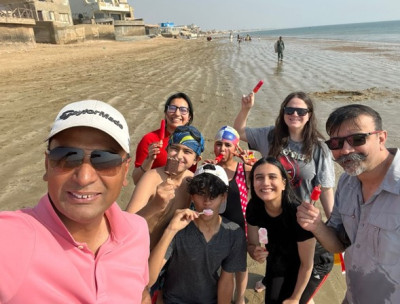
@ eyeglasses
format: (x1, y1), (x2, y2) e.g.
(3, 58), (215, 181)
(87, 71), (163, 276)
(167, 105), (189, 115)
(46, 147), (130, 176)
(325, 131), (381, 150)
(284, 107), (310, 116)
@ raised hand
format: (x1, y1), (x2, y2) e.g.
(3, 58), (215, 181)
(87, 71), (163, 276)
(241, 92), (255, 110)
(234, 145), (257, 165)
(147, 140), (163, 160)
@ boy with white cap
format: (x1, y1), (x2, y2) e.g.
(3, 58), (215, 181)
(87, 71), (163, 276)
(148, 164), (247, 303)
(0, 100), (150, 303)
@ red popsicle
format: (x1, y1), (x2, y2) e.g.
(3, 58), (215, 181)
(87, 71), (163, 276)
(214, 154), (223, 164)
(159, 119), (166, 140)
(310, 185), (321, 205)
(252, 80), (264, 93)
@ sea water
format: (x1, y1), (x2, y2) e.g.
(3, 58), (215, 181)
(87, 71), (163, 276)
(246, 20), (400, 44)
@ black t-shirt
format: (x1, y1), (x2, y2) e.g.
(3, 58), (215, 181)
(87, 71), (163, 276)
(246, 198), (313, 277)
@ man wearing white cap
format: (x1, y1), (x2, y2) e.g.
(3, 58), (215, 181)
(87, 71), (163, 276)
(148, 164), (246, 303)
(0, 100), (150, 303)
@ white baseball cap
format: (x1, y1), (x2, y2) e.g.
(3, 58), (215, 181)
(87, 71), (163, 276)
(47, 100), (130, 153)
(194, 164), (229, 213)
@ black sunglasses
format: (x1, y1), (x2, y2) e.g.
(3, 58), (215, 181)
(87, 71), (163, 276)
(47, 147), (129, 176)
(284, 107), (310, 116)
(325, 131), (381, 150)
(167, 105), (189, 115)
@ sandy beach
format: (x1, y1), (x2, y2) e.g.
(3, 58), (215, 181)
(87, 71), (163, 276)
(1, 36), (400, 303)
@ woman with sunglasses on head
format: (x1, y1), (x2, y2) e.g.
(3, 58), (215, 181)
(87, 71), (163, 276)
(234, 91), (335, 301)
(132, 92), (194, 185)
(247, 157), (316, 304)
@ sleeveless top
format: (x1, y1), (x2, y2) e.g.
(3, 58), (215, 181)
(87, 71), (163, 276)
(221, 163), (248, 234)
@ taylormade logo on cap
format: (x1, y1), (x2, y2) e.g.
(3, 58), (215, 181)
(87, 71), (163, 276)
(48, 100), (130, 153)
(59, 109), (124, 130)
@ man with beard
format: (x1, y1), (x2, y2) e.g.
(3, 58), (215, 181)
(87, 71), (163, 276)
(297, 104), (400, 304)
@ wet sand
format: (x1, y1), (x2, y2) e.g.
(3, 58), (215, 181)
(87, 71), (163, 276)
(1, 36), (400, 303)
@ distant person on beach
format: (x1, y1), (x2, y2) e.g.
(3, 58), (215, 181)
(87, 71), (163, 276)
(205, 126), (252, 304)
(234, 91), (334, 300)
(247, 157), (316, 303)
(0, 100), (150, 303)
(132, 92), (194, 185)
(126, 125), (204, 250)
(276, 36), (285, 61)
(297, 104), (400, 303)
(148, 164), (247, 303)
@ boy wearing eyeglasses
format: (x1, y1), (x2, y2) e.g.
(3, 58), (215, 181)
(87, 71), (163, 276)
(148, 164), (247, 303)
(0, 100), (150, 303)
(126, 125), (205, 250)
(297, 104), (400, 303)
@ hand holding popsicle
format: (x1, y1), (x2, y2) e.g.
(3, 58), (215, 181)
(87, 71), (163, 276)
(310, 185), (322, 205)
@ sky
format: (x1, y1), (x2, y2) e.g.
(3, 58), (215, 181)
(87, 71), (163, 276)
(130, 0), (400, 31)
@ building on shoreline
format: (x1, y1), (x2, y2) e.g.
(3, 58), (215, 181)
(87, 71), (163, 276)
(69, 0), (134, 24)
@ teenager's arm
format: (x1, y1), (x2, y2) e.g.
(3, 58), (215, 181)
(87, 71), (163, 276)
(217, 270), (234, 304)
(148, 209), (198, 286)
(285, 238), (315, 303)
(233, 93), (254, 142)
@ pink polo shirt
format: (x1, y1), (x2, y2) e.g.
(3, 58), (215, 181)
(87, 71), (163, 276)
(0, 195), (149, 303)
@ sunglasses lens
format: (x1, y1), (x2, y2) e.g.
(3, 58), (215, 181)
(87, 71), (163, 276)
(326, 138), (342, 150)
(348, 134), (367, 147)
(296, 109), (309, 116)
(48, 147), (84, 169)
(91, 150), (123, 171)
(284, 107), (295, 115)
